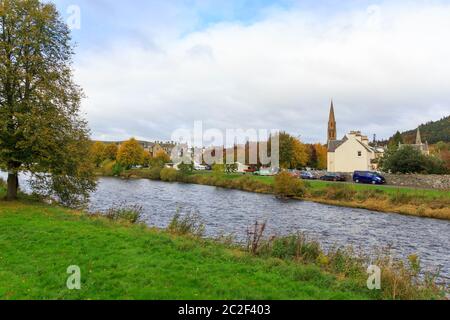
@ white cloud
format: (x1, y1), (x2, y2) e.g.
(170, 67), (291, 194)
(75, 2), (450, 143)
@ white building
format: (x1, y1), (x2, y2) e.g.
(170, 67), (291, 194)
(328, 131), (382, 173)
(326, 102), (383, 173)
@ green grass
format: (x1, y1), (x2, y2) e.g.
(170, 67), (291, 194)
(0, 200), (375, 300)
(309, 180), (447, 198)
(190, 171), (449, 200)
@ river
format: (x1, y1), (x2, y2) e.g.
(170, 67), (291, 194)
(89, 177), (449, 281)
(2, 173), (449, 282)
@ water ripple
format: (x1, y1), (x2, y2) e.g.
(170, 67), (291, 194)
(89, 178), (450, 280)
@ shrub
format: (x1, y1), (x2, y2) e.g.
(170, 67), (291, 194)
(104, 205), (143, 224)
(370, 249), (442, 300)
(355, 189), (385, 202)
(160, 168), (179, 182)
(112, 162), (124, 176)
(0, 177), (5, 189)
(262, 234), (322, 264)
(273, 172), (306, 198)
(168, 211), (205, 237)
(327, 247), (366, 277)
(325, 185), (356, 201)
(237, 176), (273, 194)
(243, 221), (444, 300)
(246, 221), (267, 255)
(148, 167), (162, 180)
(383, 145), (447, 174)
(98, 160), (116, 176)
(212, 164), (225, 175)
(389, 190), (414, 204)
(424, 156), (448, 174)
(178, 163), (194, 175)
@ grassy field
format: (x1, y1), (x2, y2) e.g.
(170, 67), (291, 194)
(0, 200), (376, 300)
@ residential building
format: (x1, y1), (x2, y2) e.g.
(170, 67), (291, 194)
(327, 102), (384, 172)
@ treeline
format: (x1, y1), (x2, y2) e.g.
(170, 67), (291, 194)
(90, 133), (328, 173)
(225, 132), (327, 169)
(388, 116), (450, 145)
(277, 132), (327, 170)
(381, 144), (449, 174)
(90, 139), (170, 175)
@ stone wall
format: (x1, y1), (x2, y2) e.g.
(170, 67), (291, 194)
(382, 173), (450, 190)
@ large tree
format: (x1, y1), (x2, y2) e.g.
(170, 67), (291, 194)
(314, 143), (327, 170)
(388, 131), (404, 150)
(278, 132), (309, 169)
(90, 142), (106, 167)
(104, 143), (118, 161)
(117, 138), (144, 169)
(0, 0), (96, 206)
(382, 145), (446, 174)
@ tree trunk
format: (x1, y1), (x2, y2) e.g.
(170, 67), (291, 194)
(6, 172), (19, 201)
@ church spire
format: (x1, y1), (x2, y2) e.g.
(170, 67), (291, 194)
(329, 100), (336, 123)
(416, 127), (423, 145)
(328, 100), (337, 143)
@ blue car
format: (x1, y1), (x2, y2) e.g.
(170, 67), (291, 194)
(300, 171), (316, 180)
(353, 171), (386, 185)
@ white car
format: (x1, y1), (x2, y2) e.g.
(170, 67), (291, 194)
(194, 164), (207, 171)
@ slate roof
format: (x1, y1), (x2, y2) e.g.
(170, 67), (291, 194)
(356, 139), (375, 152)
(328, 136), (348, 153)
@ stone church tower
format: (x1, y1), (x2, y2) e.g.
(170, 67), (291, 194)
(416, 127), (423, 145)
(328, 101), (337, 143)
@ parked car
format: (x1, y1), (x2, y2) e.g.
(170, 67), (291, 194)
(320, 173), (346, 182)
(287, 169), (301, 178)
(255, 167), (279, 176)
(353, 171), (386, 185)
(194, 163), (207, 171)
(244, 166), (258, 174)
(300, 171), (317, 180)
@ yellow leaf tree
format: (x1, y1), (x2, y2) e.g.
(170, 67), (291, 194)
(90, 142), (106, 167)
(278, 132), (310, 169)
(153, 150), (171, 167)
(292, 139), (309, 169)
(117, 138), (144, 169)
(314, 144), (328, 170)
(104, 144), (118, 161)
(142, 151), (152, 167)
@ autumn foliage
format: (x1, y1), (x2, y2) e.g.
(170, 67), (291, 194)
(117, 138), (145, 169)
(274, 172), (306, 198)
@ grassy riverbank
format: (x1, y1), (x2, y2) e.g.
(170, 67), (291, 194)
(0, 193), (445, 300)
(119, 169), (450, 220)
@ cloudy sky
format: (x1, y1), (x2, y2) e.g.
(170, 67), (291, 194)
(52, 0), (450, 143)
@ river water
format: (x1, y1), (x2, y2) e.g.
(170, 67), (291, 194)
(2, 173), (449, 281)
(89, 178), (449, 281)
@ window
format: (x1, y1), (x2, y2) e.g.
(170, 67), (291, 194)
(358, 151), (362, 157)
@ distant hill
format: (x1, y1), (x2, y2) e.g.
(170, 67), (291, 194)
(392, 116), (450, 144)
